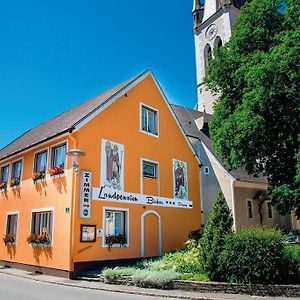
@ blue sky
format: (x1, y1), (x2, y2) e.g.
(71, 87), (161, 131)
(0, 0), (198, 149)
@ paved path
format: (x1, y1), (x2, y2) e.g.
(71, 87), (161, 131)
(0, 273), (176, 300)
(0, 267), (297, 300)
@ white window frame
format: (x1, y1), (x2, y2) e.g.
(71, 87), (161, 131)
(102, 207), (129, 248)
(140, 158), (160, 195)
(10, 157), (24, 188)
(30, 208), (54, 247)
(204, 166), (210, 175)
(0, 163), (10, 184)
(246, 199), (254, 219)
(266, 200), (273, 219)
(139, 103), (159, 138)
(142, 161), (158, 179)
(49, 140), (68, 177)
(5, 211), (19, 245)
(33, 147), (49, 174)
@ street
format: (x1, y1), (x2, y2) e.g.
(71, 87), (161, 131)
(0, 273), (176, 300)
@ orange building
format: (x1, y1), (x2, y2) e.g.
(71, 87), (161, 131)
(0, 70), (201, 278)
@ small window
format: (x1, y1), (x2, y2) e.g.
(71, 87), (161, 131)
(1, 165), (9, 183)
(6, 214), (18, 244)
(217, 39), (223, 48)
(11, 160), (22, 181)
(104, 209), (128, 246)
(31, 211), (53, 237)
(267, 201), (273, 219)
(51, 143), (66, 169)
(247, 200), (254, 219)
(34, 150), (48, 173)
(143, 161), (158, 179)
(141, 105), (158, 136)
(204, 166), (210, 175)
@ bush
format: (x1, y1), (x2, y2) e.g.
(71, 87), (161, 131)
(141, 247), (201, 275)
(220, 227), (284, 284)
(199, 191), (233, 281)
(178, 273), (209, 281)
(132, 270), (178, 289)
(102, 267), (137, 277)
(281, 245), (300, 283)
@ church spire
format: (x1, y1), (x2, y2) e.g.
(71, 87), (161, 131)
(192, 0), (204, 32)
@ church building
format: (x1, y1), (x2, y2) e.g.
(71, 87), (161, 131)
(171, 0), (300, 230)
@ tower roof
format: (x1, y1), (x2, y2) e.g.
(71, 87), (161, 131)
(192, 0), (202, 12)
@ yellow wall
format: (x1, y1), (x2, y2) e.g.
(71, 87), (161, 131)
(71, 75), (201, 267)
(0, 74), (201, 273)
(0, 137), (74, 271)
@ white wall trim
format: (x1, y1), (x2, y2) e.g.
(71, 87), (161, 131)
(141, 210), (162, 258)
(201, 142), (236, 181)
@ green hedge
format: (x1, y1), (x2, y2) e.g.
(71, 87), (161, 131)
(281, 245), (300, 283)
(220, 227), (284, 284)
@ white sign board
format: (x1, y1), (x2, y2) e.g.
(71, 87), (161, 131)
(93, 186), (193, 209)
(80, 171), (92, 218)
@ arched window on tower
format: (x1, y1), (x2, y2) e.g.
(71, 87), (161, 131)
(214, 36), (223, 49)
(204, 44), (212, 76)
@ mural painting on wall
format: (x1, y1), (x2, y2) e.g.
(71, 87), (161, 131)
(101, 139), (124, 190)
(173, 159), (188, 200)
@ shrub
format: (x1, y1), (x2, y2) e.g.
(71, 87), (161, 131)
(281, 245), (300, 283)
(132, 270), (178, 289)
(102, 267), (137, 277)
(178, 273), (209, 281)
(199, 191), (233, 281)
(142, 248), (202, 275)
(220, 227), (284, 284)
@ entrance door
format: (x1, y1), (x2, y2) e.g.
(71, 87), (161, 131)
(141, 211), (162, 258)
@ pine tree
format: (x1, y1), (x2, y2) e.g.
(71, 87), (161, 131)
(199, 191), (233, 281)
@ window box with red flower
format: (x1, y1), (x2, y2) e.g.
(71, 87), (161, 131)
(10, 178), (20, 189)
(0, 182), (7, 192)
(32, 171), (46, 183)
(106, 234), (126, 250)
(27, 233), (51, 247)
(49, 166), (64, 178)
(3, 233), (15, 245)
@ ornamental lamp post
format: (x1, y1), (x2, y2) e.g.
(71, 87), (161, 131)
(66, 149), (86, 173)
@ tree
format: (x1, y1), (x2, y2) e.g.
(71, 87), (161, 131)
(199, 191), (233, 281)
(206, 0), (300, 217)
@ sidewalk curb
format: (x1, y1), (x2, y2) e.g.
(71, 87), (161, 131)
(0, 269), (226, 300)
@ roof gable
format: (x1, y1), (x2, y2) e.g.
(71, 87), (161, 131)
(0, 70), (148, 161)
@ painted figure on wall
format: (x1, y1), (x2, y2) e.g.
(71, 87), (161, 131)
(102, 139), (124, 190)
(173, 160), (188, 199)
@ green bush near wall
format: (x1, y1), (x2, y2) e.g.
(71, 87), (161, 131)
(220, 227), (284, 284)
(199, 191), (233, 281)
(281, 245), (300, 283)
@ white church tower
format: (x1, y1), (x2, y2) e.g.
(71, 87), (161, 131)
(193, 0), (247, 114)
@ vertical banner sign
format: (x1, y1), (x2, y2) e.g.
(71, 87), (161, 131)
(80, 171), (92, 218)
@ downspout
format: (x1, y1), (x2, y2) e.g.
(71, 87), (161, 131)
(68, 129), (77, 278)
(231, 180), (237, 231)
